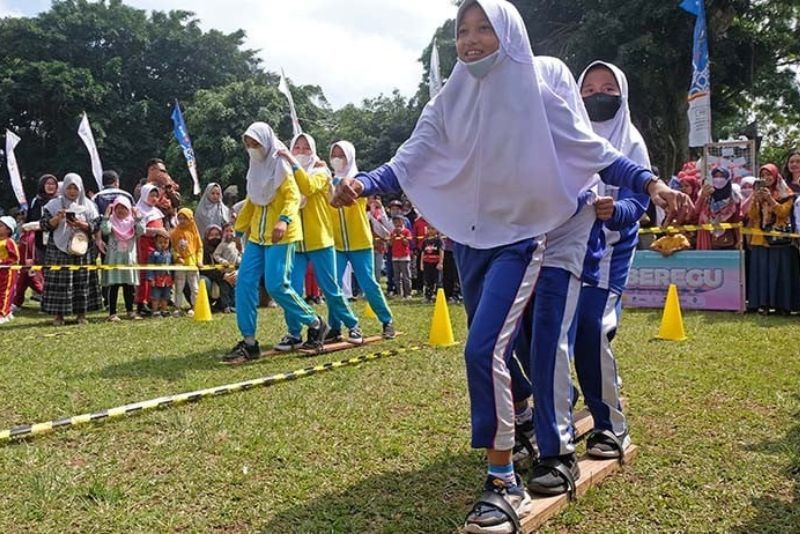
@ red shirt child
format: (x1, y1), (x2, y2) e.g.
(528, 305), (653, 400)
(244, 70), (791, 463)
(390, 217), (413, 260)
(0, 216), (20, 321)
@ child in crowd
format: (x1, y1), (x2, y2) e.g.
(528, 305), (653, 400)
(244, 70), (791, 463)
(170, 207), (203, 317)
(213, 222), (241, 267)
(101, 197), (146, 321)
(390, 214), (413, 299)
(148, 233), (173, 317)
(0, 216), (20, 325)
(420, 225), (444, 302)
(135, 184), (166, 316)
(225, 122), (329, 362)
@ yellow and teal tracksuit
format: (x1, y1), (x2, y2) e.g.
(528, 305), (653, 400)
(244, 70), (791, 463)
(287, 166), (359, 336)
(234, 175), (316, 339)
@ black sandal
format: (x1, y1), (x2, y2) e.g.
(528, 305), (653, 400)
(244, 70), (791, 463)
(586, 429), (628, 464)
(527, 455), (579, 500)
(464, 476), (530, 534)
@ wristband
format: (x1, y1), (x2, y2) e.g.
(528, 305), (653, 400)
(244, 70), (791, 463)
(279, 214), (292, 225)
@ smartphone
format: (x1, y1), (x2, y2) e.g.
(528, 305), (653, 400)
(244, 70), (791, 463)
(66, 212), (76, 222)
(754, 179), (767, 190)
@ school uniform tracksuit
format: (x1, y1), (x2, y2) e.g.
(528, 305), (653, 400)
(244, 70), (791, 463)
(357, 158), (652, 455)
(329, 189), (392, 330)
(234, 178), (317, 340)
(287, 167), (358, 337)
(574, 186), (649, 437)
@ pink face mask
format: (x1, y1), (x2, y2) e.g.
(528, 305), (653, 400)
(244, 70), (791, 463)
(712, 177), (728, 189)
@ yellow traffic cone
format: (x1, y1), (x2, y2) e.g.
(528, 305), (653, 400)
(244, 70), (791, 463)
(656, 284), (686, 341)
(364, 302), (378, 320)
(429, 288), (458, 347)
(193, 280), (213, 322)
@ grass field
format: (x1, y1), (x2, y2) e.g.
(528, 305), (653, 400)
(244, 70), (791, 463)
(0, 298), (798, 532)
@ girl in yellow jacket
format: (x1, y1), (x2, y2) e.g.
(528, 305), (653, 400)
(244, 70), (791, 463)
(329, 140), (394, 339)
(271, 133), (363, 350)
(224, 122), (329, 363)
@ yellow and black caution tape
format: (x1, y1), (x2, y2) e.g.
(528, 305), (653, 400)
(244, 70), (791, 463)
(0, 346), (421, 443)
(0, 263), (233, 272)
(639, 223), (800, 239)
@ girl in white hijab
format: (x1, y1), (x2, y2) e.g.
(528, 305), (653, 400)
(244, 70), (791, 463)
(223, 122), (329, 363)
(40, 173), (102, 325)
(269, 134), (363, 350)
(331, 1), (689, 529)
(194, 182), (231, 236)
(328, 140), (394, 339)
(572, 60), (652, 467)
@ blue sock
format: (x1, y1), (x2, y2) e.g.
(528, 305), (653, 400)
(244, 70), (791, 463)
(488, 463), (517, 487)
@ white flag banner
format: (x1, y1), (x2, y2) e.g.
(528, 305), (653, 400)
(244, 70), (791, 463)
(77, 112), (104, 191)
(278, 69), (302, 138)
(687, 93), (712, 148)
(5, 129), (27, 208)
(429, 38), (443, 99)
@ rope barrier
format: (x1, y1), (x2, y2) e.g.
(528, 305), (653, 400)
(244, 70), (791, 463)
(638, 222), (800, 239)
(0, 346), (421, 443)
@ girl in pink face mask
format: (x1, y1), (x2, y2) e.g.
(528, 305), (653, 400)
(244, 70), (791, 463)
(696, 167), (742, 250)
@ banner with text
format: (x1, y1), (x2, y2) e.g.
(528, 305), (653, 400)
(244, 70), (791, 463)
(623, 250), (744, 311)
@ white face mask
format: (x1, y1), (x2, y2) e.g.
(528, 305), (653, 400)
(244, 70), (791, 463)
(712, 177), (728, 189)
(296, 154), (314, 169)
(248, 147), (267, 161)
(331, 157), (346, 174)
(462, 50), (501, 79)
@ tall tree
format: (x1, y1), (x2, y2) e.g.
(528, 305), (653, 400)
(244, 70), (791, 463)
(0, 0), (259, 200)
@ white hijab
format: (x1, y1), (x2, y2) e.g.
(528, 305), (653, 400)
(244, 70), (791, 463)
(136, 183), (164, 224)
(386, 0), (620, 248)
(195, 182), (230, 235)
(244, 122), (291, 206)
(43, 173), (99, 254)
(535, 56), (591, 126)
(578, 61), (651, 174)
(331, 141), (359, 180)
(291, 133), (321, 174)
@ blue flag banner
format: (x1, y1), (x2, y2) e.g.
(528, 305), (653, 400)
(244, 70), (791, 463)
(680, 0), (712, 146)
(171, 101), (201, 195)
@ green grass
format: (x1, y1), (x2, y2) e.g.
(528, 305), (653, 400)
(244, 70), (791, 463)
(0, 299), (799, 532)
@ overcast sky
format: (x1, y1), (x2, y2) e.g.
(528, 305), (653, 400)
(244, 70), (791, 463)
(0, 0), (455, 108)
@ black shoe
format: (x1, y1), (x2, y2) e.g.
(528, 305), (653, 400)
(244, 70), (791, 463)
(137, 305), (153, 318)
(274, 334), (303, 352)
(325, 329), (343, 343)
(223, 340), (261, 363)
(382, 322), (396, 339)
(347, 325), (364, 345)
(586, 430), (631, 459)
(527, 453), (580, 497)
(512, 419), (538, 468)
(301, 316), (330, 352)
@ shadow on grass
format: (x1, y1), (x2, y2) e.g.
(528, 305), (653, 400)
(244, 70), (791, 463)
(732, 394), (800, 532)
(262, 451), (481, 533)
(81, 347), (313, 383)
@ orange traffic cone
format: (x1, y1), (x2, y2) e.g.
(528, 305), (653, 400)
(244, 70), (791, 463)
(429, 288), (457, 347)
(193, 280), (213, 322)
(656, 284), (686, 341)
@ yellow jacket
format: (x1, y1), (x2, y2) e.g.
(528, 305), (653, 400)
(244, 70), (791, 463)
(234, 175), (303, 246)
(329, 197), (372, 252)
(293, 167), (334, 253)
(747, 196), (794, 247)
